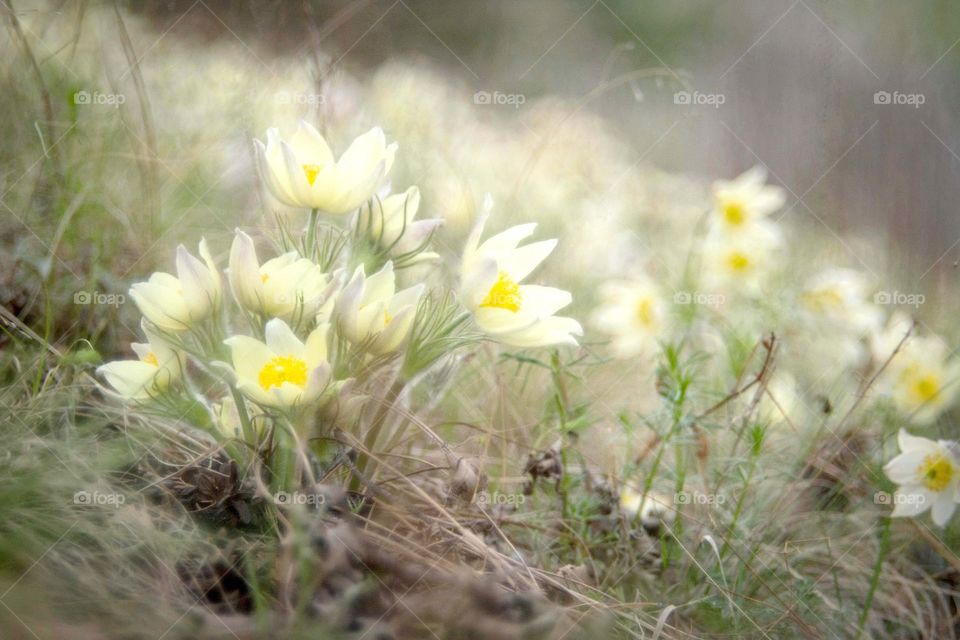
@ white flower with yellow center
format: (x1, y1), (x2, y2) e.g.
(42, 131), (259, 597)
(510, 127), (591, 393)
(590, 278), (665, 358)
(224, 319), (332, 409)
(228, 229), (332, 321)
(460, 215), (582, 348)
(701, 221), (781, 293)
(97, 325), (182, 401)
(884, 429), (960, 526)
(712, 166), (786, 230)
(890, 344), (960, 425)
(335, 261), (424, 355)
(255, 121), (397, 214)
(798, 268), (882, 333)
(364, 186), (443, 263)
(873, 314), (960, 425)
(129, 239), (222, 331)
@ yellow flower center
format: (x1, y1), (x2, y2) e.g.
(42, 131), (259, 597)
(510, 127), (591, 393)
(722, 200), (747, 226)
(383, 309), (393, 326)
(257, 355), (308, 391)
(727, 251), (751, 272)
(912, 374), (941, 403)
(802, 287), (844, 313)
(918, 453), (954, 492)
(635, 297), (656, 327)
(302, 164), (321, 186)
(143, 352), (159, 367)
(480, 272), (522, 313)
(260, 273), (270, 284)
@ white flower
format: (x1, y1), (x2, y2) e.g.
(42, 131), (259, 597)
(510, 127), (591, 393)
(590, 277), (665, 358)
(335, 261), (424, 355)
(460, 215), (582, 348)
(873, 314), (960, 425)
(711, 166), (786, 230)
(228, 229), (332, 321)
(129, 239), (222, 331)
(700, 221), (781, 293)
(884, 429), (960, 526)
(798, 268), (882, 334)
(363, 186), (443, 263)
(620, 488), (675, 532)
(224, 318), (332, 409)
(97, 325), (182, 401)
(255, 121), (397, 214)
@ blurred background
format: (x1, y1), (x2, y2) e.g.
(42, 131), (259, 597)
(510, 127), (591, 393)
(3, 0), (959, 351)
(129, 0), (960, 260)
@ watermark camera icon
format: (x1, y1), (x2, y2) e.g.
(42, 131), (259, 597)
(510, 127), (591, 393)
(873, 290), (924, 308)
(874, 90), (925, 108)
(473, 90), (491, 105)
(74, 290), (125, 307)
(474, 491), (525, 506)
(73, 490), (125, 507)
(874, 491), (925, 506)
(675, 490), (725, 505)
(73, 89), (126, 107)
(273, 491), (325, 506)
(674, 91), (725, 108)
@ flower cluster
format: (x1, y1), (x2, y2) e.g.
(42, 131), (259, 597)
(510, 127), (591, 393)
(96, 122), (582, 490)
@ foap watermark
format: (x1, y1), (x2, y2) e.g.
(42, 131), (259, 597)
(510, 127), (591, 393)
(475, 491), (526, 506)
(74, 90), (126, 107)
(676, 490), (725, 506)
(74, 490), (125, 508)
(673, 90), (725, 108)
(873, 90), (925, 108)
(673, 290), (725, 308)
(273, 491), (327, 506)
(74, 290), (125, 307)
(276, 90), (325, 106)
(473, 90), (526, 109)
(874, 290), (924, 308)
(874, 491), (925, 507)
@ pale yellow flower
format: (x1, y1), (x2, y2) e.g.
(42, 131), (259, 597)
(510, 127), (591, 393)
(701, 221), (781, 293)
(334, 261), (423, 355)
(712, 166), (785, 231)
(460, 214), (582, 348)
(620, 488), (675, 532)
(798, 268), (882, 334)
(97, 324), (182, 401)
(129, 239), (222, 331)
(590, 278), (665, 358)
(228, 229), (331, 321)
(364, 186), (443, 263)
(224, 318), (332, 409)
(873, 314), (960, 425)
(255, 121), (397, 214)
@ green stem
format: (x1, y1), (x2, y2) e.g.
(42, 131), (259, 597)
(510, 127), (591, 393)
(856, 516), (891, 639)
(271, 424), (298, 495)
(305, 208), (319, 259)
(352, 379), (405, 491)
(720, 452), (757, 558)
(230, 386), (257, 448)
